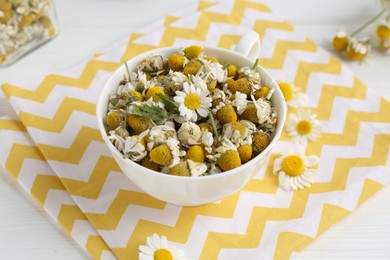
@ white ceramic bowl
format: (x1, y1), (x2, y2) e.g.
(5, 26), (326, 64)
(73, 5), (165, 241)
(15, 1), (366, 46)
(96, 32), (287, 206)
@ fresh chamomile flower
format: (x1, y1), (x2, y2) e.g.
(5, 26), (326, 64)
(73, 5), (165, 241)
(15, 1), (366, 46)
(346, 38), (370, 61)
(277, 81), (307, 108)
(332, 29), (349, 51)
(174, 82), (212, 121)
(273, 151), (319, 191)
(286, 109), (322, 144)
(177, 121), (202, 147)
(139, 233), (186, 260)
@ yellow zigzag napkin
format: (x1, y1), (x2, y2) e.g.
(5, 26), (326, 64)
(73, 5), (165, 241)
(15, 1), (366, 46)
(1, 0), (390, 259)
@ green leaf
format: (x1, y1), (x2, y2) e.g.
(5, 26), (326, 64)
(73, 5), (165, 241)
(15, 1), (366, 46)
(132, 104), (168, 122)
(156, 93), (179, 114)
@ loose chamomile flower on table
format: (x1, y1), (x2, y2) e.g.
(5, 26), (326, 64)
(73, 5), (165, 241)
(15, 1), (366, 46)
(332, 29), (349, 51)
(346, 38), (370, 61)
(174, 82), (212, 121)
(286, 109), (322, 144)
(380, 38), (390, 51)
(139, 234), (187, 260)
(273, 151), (319, 191)
(277, 81), (307, 108)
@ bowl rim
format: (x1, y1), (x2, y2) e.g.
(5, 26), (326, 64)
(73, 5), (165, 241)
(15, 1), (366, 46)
(96, 46), (287, 181)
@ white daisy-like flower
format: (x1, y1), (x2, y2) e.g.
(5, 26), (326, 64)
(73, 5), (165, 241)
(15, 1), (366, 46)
(187, 159), (208, 177)
(286, 109), (322, 144)
(278, 81), (307, 108)
(251, 96), (272, 124)
(273, 151), (319, 191)
(123, 134), (148, 162)
(174, 82), (212, 121)
(232, 91), (248, 115)
(177, 121), (202, 147)
(139, 234), (186, 260)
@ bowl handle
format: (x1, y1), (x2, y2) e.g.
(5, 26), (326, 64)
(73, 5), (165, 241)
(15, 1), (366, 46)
(234, 31), (261, 61)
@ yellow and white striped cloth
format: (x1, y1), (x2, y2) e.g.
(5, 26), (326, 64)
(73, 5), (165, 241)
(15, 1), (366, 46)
(1, 0), (390, 259)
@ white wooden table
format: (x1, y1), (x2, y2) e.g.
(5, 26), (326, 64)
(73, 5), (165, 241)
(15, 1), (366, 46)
(1, 0), (389, 259)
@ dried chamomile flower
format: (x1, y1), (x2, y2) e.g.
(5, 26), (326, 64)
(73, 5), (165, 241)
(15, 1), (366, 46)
(106, 110), (123, 129)
(237, 144), (253, 163)
(184, 145), (205, 163)
(169, 161), (191, 176)
(127, 114), (153, 134)
(252, 96), (272, 124)
(252, 131), (271, 156)
(145, 86), (165, 102)
(149, 144), (173, 166)
(183, 59), (203, 75)
(123, 135), (147, 162)
(346, 38), (370, 60)
(231, 91), (248, 115)
(228, 77), (251, 95)
(217, 150), (241, 171)
(141, 156), (160, 171)
(168, 53), (186, 71)
(183, 45), (203, 60)
(199, 123), (213, 133)
(129, 90), (144, 102)
(216, 104), (237, 124)
(146, 125), (177, 151)
(138, 55), (166, 73)
(226, 64), (238, 77)
(332, 30), (349, 51)
(254, 86), (271, 100)
(177, 121), (202, 147)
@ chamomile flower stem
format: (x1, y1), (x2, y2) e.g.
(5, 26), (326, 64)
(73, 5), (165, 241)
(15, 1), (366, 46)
(209, 111), (219, 140)
(351, 9), (387, 37)
(125, 62), (131, 81)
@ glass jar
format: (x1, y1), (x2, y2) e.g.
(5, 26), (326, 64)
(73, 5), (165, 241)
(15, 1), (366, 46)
(0, 0), (59, 67)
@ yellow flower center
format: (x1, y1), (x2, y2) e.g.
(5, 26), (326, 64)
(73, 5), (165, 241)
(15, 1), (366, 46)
(278, 82), (293, 101)
(296, 120), (312, 135)
(184, 93), (201, 110)
(281, 155), (304, 176)
(154, 248), (173, 260)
